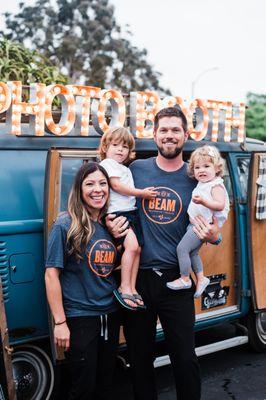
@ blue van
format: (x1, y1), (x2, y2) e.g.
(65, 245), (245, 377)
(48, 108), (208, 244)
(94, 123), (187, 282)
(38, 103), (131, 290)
(1, 86), (266, 400)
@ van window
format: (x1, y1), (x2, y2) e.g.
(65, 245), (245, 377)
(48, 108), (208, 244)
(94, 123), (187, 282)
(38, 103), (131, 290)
(236, 157), (250, 201)
(60, 159), (84, 211)
(223, 161), (233, 203)
(60, 156), (98, 211)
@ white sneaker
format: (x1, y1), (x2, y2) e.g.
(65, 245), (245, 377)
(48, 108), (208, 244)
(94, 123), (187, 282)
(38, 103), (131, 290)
(194, 277), (210, 298)
(167, 278), (192, 291)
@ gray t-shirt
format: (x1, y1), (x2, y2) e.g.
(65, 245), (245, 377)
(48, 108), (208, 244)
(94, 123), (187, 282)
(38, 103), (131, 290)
(45, 213), (118, 317)
(130, 157), (196, 271)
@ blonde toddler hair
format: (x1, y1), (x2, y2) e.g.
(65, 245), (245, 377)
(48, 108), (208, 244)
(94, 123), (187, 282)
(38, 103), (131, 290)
(99, 127), (135, 164)
(188, 145), (225, 178)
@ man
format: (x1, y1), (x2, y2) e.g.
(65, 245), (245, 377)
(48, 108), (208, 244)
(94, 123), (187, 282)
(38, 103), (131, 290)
(107, 107), (220, 400)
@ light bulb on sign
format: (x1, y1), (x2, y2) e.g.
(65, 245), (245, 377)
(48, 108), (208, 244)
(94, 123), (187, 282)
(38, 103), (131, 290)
(130, 91), (161, 138)
(188, 99), (209, 141)
(6, 81), (46, 135)
(45, 84), (75, 136)
(91, 89), (126, 134)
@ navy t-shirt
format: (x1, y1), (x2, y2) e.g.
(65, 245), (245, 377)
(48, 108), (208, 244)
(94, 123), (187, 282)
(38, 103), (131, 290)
(130, 158), (196, 271)
(45, 213), (118, 317)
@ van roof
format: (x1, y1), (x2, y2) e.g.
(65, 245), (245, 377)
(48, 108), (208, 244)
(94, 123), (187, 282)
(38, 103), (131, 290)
(0, 124), (265, 153)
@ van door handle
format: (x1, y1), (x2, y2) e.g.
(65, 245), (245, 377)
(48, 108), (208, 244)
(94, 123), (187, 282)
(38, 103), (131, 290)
(11, 265), (17, 272)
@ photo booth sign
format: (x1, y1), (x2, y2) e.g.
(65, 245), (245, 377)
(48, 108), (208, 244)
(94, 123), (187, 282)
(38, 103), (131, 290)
(0, 81), (245, 142)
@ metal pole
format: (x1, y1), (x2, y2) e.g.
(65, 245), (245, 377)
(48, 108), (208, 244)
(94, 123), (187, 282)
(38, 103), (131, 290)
(191, 67), (219, 99)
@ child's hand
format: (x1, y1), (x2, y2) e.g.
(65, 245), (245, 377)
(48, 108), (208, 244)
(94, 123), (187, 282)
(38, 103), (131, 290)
(142, 187), (159, 199)
(192, 195), (204, 205)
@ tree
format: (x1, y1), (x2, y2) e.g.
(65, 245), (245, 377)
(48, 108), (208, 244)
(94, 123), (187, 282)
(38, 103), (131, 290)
(2, 0), (170, 94)
(0, 38), (68, 85)
(246, 92), (266, 142)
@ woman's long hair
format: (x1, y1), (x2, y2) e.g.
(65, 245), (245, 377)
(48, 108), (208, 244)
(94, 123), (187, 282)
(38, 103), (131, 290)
(67, 162), (110, 260)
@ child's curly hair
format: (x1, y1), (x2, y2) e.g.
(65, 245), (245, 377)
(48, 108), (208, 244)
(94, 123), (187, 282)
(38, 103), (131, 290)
(99, 127), (136, 164)
(188, 145), (225, 178)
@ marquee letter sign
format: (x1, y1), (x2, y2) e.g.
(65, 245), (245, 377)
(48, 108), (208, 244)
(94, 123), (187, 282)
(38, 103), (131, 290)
(0, 81), (246, 143)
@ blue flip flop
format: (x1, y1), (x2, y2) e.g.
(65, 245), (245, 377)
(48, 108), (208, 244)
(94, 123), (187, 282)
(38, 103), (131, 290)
(113, 289), (138, 311)
(133, 293), (146, 310)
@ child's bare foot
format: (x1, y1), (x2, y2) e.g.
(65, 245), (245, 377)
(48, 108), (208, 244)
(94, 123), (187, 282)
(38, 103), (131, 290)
(166, 278), (192, 290)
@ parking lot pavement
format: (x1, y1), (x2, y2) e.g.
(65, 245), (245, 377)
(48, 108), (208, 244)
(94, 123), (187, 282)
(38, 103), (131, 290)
(114, 344), (266, 400)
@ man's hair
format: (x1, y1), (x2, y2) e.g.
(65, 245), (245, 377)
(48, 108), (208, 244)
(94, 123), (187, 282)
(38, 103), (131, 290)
(154, 107), (188, 132)
(99, 127), (135, 163)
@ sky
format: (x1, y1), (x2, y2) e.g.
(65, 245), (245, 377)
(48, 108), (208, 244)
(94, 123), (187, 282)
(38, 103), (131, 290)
(1, 0), (266, 104)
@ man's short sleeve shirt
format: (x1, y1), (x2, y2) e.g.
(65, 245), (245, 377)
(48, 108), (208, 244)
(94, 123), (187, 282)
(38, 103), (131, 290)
(130, 157), (196, 270)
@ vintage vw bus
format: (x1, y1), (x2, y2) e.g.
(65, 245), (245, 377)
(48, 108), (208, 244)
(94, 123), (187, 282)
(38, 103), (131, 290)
(0, 82), (266, 400)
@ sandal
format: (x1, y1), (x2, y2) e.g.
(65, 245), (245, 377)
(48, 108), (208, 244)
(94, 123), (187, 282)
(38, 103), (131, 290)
(133, 293), (146, 310)
(113, 289), (138, 311)
(194, 277), (210, 298)
(166, 278), (192, 291)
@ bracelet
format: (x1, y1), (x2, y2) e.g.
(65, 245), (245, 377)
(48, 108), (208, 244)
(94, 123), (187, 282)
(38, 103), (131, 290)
(211, 234), (222, 245)
(54, 320), (66, 326)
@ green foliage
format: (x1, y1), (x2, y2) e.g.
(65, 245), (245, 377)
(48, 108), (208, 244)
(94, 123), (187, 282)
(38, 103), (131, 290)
(246, 92), (266, 142)
(1, 0), (169, 94)
(0, 38), (68, 85)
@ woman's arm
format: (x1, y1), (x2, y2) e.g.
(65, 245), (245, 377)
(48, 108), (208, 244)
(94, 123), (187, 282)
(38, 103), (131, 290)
(45, 267), (70, 350)
(110, 177), (158, 199)
(105, 213), (129, 238)
(192, 185), (225, 211)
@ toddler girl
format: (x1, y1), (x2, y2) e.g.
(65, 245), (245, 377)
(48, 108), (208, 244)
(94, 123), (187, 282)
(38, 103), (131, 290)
(99, 127), (157, 310)
(167, 145), (230, 298)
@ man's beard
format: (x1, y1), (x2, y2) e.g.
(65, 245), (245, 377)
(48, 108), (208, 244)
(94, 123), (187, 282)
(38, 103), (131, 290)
(157, 144), (184, 159)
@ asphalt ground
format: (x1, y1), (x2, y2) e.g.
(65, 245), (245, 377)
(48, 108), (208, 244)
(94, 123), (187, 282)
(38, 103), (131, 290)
(54, 323), (266, 400)
(114, 344), (266, 400)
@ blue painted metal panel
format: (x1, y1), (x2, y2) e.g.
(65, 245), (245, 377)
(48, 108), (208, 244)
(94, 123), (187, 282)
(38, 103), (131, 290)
(1, 230), (49, 344)
(0, 220), (43, 235)
(0, 150), (46, 222)
(0, 241), (9, 303)
(9, 253), (36, 284)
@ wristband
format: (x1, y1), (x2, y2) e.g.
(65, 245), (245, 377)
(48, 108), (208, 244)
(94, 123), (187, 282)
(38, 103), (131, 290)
(211, 234), (222, 245)
(54, 320), (66, 326)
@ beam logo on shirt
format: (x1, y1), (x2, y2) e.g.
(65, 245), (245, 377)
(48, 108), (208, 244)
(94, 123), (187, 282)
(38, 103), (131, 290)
(142, 186), (182, 224)
(88, 239), (117, 277)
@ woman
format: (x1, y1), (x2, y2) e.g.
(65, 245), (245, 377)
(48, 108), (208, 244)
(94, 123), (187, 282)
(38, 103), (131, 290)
(45, 162), (120, 400)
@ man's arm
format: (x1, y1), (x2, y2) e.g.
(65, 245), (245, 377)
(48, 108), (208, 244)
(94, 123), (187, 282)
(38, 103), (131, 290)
(193, 215), (221, 243)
